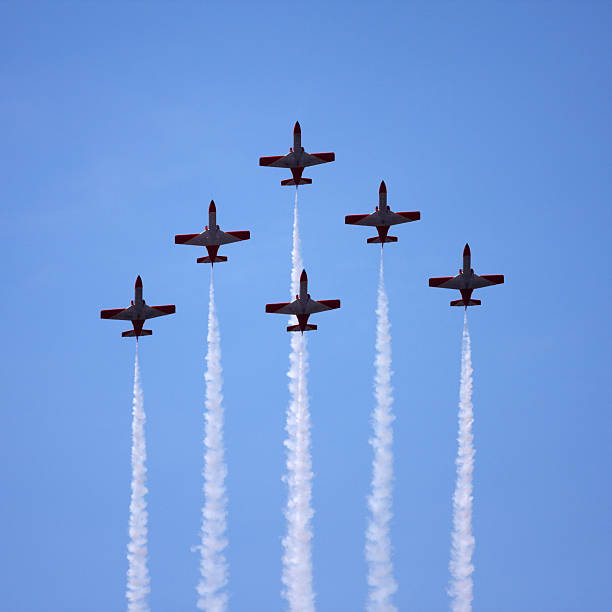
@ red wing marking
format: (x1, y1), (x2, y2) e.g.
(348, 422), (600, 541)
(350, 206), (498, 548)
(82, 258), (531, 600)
(226, 230), (251, 241)
(345, 214), (370, 224)
(397, 211), (421, 221)
(317, 299), (341, 310)
(311, 152), (335, 163)
(152, 305), (176, 315)
(265, 302), (290, 313)
(259, 155), (284, 166)
(480, 274), (504, 285)
(175, 234), (199, 244)
(100, 308), (125, 319)
(428, 277), (453, 287)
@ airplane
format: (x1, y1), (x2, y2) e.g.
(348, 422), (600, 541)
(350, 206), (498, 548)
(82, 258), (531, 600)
(174, 200), (250, 266)
(100, 276), (175, 339)
(259, 121), (335, 186)
(265, 269), (341, 333)
(345, 181), (420, 244)
(428, 244), (504, 308)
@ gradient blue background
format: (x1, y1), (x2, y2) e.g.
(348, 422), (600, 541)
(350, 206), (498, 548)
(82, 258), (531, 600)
(1, 2), (610, 610)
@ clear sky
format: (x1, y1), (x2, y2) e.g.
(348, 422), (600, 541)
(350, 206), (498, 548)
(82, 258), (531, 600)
(1, 2), (611, 611)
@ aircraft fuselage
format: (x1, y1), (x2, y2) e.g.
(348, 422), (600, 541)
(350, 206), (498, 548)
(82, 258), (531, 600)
(292, 273), (313, 315)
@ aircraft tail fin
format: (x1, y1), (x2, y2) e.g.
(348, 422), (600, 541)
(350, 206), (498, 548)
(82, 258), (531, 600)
(281, 177), (312, 186)
(367, 235), (398, 244)
(122, 329), (153, 338)
(197, 255), (228, 264)
(450, 299), (481, 307)
(287, 323), (317, 332)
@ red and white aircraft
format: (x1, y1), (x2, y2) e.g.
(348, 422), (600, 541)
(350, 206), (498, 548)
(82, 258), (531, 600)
(429, 244), (504, 308)
(100, 276), (175, 339)
(259, 121), (335, 186)
(265, 269), (341, 333)
(174, 200), (250, 266)
(345, 181), (420, 245)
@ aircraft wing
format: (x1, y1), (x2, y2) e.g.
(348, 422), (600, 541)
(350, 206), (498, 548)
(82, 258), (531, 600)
(100, 304), (176, 321)
(143, 305), (176, 318)
(389, 211), (421, 224)
(428, 276), (463, 289)
(265, 301), (299, 315)
(345, 213), (377, 226)
(102, 304), (175, 321)
(218, 230), (250, 245)
(175, 233), (203, 245)
(301, 152), (335, 167)
(469, 274), (505, 289)
(345, 211), (420, 227)
(175, 231), (250, 246)
(259, 153), (296, 168)
(101, 307), (134, 320)
(260, 151), (334, 168)
(303, 299), (341, 314)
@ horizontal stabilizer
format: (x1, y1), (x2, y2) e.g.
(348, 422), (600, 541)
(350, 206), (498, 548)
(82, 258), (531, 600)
(367, 235), (398, 244)
(197, 255), (228, 264)
(287, 324), (317, 332)
(450, 299), (481, 307)
(281, 177), (312, 186)
(122, 329), (153, 337)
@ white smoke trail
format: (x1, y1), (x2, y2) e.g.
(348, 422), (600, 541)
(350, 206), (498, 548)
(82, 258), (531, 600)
(289, 189), (303, 296)
(196, 273), (229, 611)
(282, 189), (315, 612)
(365, 253), (397, 612)
(126, 345), (151, 612)
(449, 312), (475, 612)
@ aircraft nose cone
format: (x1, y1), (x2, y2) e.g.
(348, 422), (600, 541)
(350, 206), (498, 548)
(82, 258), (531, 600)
(300, 269), (307, 282)
(294, 121), (301, 134)
(379, 180), (387, 193)
(463, 243), (471, 256)
(209, 200), (216, 213)
(135, 275), (143, 288)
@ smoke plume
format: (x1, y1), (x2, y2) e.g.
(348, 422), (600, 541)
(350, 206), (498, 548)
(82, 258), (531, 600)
(365, 253), (397, 612)
(282, 190), (315, 612)
(449, 312), (475, 612)
(126, 345), (151, 612)
(196, 274), (229, 611)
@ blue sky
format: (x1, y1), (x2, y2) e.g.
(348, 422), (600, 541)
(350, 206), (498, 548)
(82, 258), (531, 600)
(1, 2), (611, 610)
